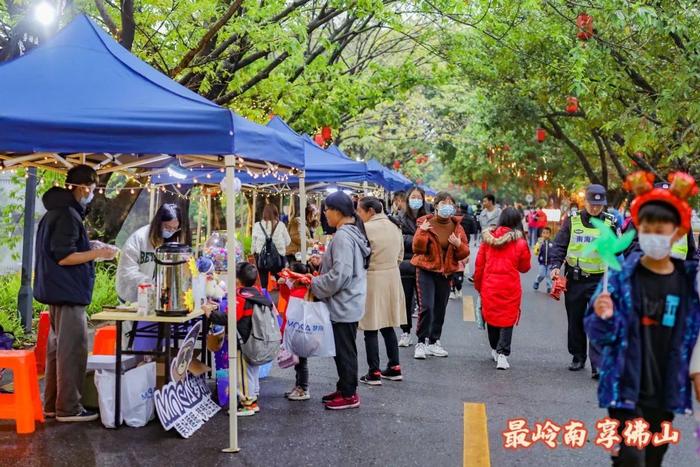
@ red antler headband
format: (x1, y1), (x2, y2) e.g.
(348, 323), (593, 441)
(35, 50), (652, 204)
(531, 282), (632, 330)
(625, 171), (698, 236)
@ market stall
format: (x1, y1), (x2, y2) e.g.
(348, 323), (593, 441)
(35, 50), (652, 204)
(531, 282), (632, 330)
(0, 14), (307, 452)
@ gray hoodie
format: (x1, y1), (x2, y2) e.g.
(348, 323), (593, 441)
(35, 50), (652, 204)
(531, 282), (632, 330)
(310, 223), (371, 323)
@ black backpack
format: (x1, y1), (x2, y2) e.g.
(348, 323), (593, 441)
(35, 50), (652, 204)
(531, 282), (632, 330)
(257, 222), (284, 273)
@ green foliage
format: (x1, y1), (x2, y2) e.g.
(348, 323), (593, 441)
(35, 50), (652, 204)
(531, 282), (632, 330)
(87, 263), (119, 316)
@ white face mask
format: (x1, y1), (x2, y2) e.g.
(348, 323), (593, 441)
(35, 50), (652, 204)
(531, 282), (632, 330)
(638, 232), (675, 260)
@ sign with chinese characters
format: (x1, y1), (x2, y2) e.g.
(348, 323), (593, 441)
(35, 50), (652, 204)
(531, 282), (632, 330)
(502, 417), (680, 451)
(153, 322), (220, 438)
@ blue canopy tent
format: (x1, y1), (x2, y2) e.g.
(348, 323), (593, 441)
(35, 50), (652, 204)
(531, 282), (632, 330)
(0, 14), (304, 168)
(325, 144), (413, 192)
(0, 14), (310, 453)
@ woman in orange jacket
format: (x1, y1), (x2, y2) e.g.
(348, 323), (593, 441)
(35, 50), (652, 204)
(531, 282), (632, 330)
(411, 191), (470, 360)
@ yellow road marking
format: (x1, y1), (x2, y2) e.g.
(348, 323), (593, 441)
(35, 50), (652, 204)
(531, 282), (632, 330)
(463, 402), (491, 467)
(463, 295), (475, 322)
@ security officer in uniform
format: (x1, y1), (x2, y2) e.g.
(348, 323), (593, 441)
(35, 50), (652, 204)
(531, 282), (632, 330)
(550, 184), (617, 378)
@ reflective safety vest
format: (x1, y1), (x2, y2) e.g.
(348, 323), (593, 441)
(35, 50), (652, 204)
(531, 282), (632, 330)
(671, 236), (689, 260)
(566, 214), (614, 274)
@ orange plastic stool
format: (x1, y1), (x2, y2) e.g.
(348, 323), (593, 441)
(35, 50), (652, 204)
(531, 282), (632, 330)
(0, 350), (45, 434)
(92, 326), (116, 356)
(35, 311), (50, 376)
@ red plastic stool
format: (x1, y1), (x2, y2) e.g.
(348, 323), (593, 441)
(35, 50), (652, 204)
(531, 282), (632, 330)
(35, 311), (50, 376)
(92, 326), (116, 356)
(0, 350), (45, 434)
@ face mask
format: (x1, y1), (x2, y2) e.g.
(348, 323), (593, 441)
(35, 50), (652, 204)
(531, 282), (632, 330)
(638, 232), (675, 260)
(571, 208), (578, 215)
(437, 204), (455, 218)
(162, 229), (178, 240)
(79, 191), (94, 208)
(409, 199), (423, 210)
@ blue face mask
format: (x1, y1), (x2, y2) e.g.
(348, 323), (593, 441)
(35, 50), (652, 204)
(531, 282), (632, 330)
(437, 204), (455, 218)
(79, 191), (94, 208)
(408, 199), (423, 210)
(162, 228), (178, 240)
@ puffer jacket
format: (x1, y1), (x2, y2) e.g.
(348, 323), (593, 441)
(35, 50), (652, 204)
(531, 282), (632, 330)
(584, 252), (700, 414)
(398, 211), (418, 277)
(474, 227), (531, 327)
(410, 214), (469, 276)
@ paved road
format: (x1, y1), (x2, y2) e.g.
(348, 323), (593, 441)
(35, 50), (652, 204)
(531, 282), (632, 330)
(2, 249), (699, 466)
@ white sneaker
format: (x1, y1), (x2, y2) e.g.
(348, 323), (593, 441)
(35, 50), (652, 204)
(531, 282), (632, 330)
(456, 289), (463, 298)
(491, 349), (498, 362)
(414, 342), (427, 359)
(449, 291), (457, 300)
(427, 340), (448, 357)
(398, 332), (412, 347)
(496, 354), (510, 370)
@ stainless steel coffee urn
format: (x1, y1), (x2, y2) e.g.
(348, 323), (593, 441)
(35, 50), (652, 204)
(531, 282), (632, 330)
(155, 243), (193, 316)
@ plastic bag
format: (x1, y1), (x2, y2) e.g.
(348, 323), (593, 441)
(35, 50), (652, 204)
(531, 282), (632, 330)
(283, 297), (335, 358)
(94, 362), (156, 428)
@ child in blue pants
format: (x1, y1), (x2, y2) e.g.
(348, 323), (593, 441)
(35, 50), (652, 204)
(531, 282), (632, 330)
(533, 227), (554, 293)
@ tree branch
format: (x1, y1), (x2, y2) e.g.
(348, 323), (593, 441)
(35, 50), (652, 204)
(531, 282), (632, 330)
(170, 0), (244, 77)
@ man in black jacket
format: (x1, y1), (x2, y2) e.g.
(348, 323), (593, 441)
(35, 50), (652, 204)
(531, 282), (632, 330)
(34, 165), (115, 422)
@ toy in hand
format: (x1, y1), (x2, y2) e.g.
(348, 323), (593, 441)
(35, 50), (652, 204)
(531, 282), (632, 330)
(583, 218), (636, 271)
(550, 276), (568, 301)
(279, 268), (313, 285)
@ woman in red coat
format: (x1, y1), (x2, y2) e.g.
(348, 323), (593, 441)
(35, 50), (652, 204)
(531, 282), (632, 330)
(474, 207), (531, 370)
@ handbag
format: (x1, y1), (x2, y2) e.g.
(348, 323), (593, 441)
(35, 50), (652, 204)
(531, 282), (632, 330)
(283, 297), (335, 358)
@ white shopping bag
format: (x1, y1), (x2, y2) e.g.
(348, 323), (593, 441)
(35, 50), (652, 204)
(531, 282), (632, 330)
(283, 297), (335, 358)
(94, 362), (156, 428)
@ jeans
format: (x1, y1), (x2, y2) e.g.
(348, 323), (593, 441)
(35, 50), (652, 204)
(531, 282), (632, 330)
(416, 269), (451, 344)
(295, 357), (308, 391)
(44, 304), (88, 417)
(528, 227), (540, 247)
(400, 275), (415, 333)
(332, 322), (359, 397)
(608, 406), (674, 467)
(534, 264), (552, 290)
(487, 324), (513, 356)
(364, 328), (400, 372)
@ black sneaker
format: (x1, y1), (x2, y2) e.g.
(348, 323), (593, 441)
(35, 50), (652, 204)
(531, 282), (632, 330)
(381, 365), (403, 381)
(56, 409), (99, 423)
(467, 276), (475, 284)
(591, 368), (600, 380)
(360, 371), (382, 386)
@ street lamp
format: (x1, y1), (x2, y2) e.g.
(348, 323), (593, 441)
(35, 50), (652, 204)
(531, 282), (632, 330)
(34, 2), (57, 26)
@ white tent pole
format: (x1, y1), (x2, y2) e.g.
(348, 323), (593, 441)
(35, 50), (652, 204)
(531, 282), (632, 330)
(149, 187), (156, 219)
(299, 171), (307, 262)
(222, 157), (240, 454)
(362, 181), (369, 196)
(206, 192), (212, 237)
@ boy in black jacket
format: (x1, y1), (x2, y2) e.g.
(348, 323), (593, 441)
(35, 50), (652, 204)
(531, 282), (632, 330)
(533, 227), (554, 293)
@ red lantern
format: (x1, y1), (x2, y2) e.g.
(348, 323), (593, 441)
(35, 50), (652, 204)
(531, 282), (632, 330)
(268, 113), (275, 121)
(314, 134), (325, 147)
(503, 144), (511, 152)
(536, 128), (547, 143)
(576, 12), (594, 41)
(566, 97), (579, 114)
(393, 160), (401, 170)
(321, 126), (332, 142)
(481, 179), (488, 192)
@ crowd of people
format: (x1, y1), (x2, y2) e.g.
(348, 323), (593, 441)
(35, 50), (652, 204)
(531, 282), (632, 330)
(28, 162), (700, 465)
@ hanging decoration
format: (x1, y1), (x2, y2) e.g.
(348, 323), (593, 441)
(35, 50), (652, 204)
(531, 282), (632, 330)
(566, 97), (579, 114)
(313, 133), (326, 147)
(321, 126), (332, 142)
(536, 128), (547, 143)
(393, 160), (401, 170)
(576, 12), (594, 41)
(481, 179), (488, 192)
